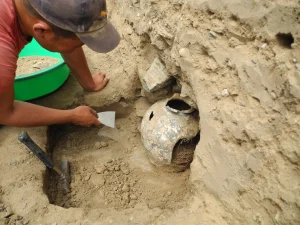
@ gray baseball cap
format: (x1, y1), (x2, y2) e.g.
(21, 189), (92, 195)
(28, 0), (120, 53)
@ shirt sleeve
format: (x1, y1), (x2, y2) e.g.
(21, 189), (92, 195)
(0, 37), (17, 93)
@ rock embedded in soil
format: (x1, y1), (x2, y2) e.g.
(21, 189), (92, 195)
(94, 142), (102, 149)
(122, 184), (130, 192)
(101, 142), (108, 147)
(121, 167), (130, 175)
(135, 97), (152, 117)
(142, 57), (174, 92)
(130, 194), (138, 200)
(95, 165), (106, 174)
(122, 193), (130, 202)
(84, 173), (92, 181)
(0, 211), (13, 219)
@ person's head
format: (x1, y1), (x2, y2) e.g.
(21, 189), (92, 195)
(23, 0), (120, 53)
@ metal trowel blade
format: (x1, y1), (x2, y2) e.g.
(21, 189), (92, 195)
(97, 111), (116, 128)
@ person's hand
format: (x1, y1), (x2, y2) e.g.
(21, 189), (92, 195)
(71, 106), (101, 127)
(89, 72), (110, 92)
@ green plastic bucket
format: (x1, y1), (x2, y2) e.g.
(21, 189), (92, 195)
(14, 39), (70, 101)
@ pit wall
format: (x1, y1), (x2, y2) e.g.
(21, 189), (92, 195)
(108, 0), (300, 224)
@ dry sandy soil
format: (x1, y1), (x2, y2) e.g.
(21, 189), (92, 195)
(1, 0), (300, 224)
(16, 57), (60, 76)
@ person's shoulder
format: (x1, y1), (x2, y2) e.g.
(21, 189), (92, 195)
(0, 0), (15, 30)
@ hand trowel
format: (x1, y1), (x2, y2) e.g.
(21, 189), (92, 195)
(97, 111), (116, 128)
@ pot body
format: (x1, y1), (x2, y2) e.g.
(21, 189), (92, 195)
(141, 99), (200, 167)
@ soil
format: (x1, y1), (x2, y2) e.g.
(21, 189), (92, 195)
(16, 56), (60, 76)
(47, 101), (190, 210)
(0, 0), (299, 224)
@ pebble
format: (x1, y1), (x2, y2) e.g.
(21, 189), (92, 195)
(0, 211), (12, 219)
(122, 184), (130, 192)
(101, 142), (108, 147)
(179, 48), (191, 58)
(261, 43), (267, 49)
(271, 92), (277, 99)
(293, 58), (297, 63)
(121, 169), (130, 175)
(210, 31), (217, 38)
(130, 194), (138, 200)
(95, 165), (106, 174)
(221, 89), (230, 97)
(84, 174), (92, 181)
(122, 193), (129, 202)
(167, 191), (172, 196)
(114, 165), (120, 171)
(94, 142), (102, 149)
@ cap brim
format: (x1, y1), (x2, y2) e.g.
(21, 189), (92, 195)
(77, 23), (120, 53)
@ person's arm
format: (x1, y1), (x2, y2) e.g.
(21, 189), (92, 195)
(0, 86), (101, 127)
(61, 47), (109, 92)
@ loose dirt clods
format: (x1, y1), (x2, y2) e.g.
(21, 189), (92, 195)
(46, 102), (190, 211)
(1, 0), (300, 224)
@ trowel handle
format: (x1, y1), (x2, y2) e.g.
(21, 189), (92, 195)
(18, 131), (54, 169)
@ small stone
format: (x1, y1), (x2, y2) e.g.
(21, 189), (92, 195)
(293, 58), (297, 63)
(261, 43), (267, 49)
(271, 92), (277, 99)
(130, 194), (138, 200)
(94, 142), (102, 149)
(84, 173), (92, 181)
(210, 31), (217, 38)
(0, 211), (13, 219)
(179, 48), (191, 58)
(95, 165), (106, 174)
(167, 191), (172, 196)
(291, 43), (298, 49)
(122, 193), (129, 202)
(122, 184), (130, 192)
(229, 37), (242, 47)
(101, 142), (108, 147)
(114, 165), (120, 171)
(221, 89), (229, 97)
(107, 159), (113, 163)
(114, 187), (118, 191)
(121, 168), (130, 175)
(135, 97), (152, 117)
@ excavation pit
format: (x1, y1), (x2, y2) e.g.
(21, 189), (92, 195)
(45, 101), (192, 210)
